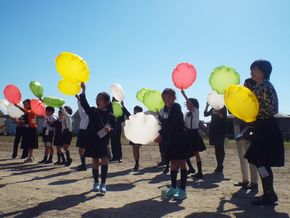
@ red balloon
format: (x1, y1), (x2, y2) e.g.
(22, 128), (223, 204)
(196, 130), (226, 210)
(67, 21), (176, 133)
(30, 99), (46, 116)
(172, 63), (197, 89)
(3, 84), (22, 104)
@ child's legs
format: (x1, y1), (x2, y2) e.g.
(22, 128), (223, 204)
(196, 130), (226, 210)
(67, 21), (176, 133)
(56, 146), (62, 153)
(28, 149), (33, 159)
(132, 145), (140, 160)
(92, 158), (100, 169)
(78, 147), (85, 156)
(63, 144), (70, 151)
(195, 152), (201, 163)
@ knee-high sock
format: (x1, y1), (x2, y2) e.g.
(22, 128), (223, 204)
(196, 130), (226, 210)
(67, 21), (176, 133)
(101, 165), (108, 184)
(92, 168), (99, 183)
(180, 169), (187, 191)
(170, 170), (178, 188)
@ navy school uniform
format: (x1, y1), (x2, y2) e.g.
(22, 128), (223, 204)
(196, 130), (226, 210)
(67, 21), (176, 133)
(159, 103), (193, 161)
(204, 106), (227, 147)
(184, 110), (206, 152)
(49, 119), (63, 147)
(80, 93), (115, 159)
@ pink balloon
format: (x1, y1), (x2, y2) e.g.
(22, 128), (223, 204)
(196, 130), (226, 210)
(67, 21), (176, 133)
(3, 84), (22, 104)
(31, 99), (46, 116)
(172, 63), (197, 89)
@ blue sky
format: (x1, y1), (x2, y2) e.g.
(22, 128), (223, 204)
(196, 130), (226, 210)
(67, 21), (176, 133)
(0, 0), (289, 120)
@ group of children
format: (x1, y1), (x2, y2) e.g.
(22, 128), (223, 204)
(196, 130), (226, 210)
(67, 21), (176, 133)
(8, 59), (284, 205)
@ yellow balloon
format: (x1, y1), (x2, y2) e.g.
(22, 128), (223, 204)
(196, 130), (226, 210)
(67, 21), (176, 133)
(56, 52), (90, 83)
(224, 85), (259, 122)
(58, 79), (81, 96)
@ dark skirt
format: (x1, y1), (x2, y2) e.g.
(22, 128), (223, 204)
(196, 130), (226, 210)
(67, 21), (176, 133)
(62, 129), (72, 145)
(244, 118), (284, 167)
(76, 129), (88, 148)
(164, 131), (194, 161)
(22, 127), (38, 149)
(208, 124), (226, 147)
(186, 129), (206, 152)
(84, 143), (109, 159)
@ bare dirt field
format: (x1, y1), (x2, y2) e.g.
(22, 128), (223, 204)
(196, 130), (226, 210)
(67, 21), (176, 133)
(0, 136), (289, 218)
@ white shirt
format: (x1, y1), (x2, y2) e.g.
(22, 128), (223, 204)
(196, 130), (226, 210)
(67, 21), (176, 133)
(78, 101), (89, 130)
(184, 108), (199, 129)
(61, 108), (72, 132)
(43, 114), (57, 131)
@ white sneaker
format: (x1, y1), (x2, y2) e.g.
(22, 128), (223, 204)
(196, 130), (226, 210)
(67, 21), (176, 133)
(100, 183), (107, 195)
(93, 183), (100, 192)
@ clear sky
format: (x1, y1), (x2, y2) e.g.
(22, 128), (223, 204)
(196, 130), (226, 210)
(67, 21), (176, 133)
(0, 0), (289, 120)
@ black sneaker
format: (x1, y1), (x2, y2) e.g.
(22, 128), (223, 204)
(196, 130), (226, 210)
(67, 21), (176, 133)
(44, 159), (53, 164)
(187, 168), (196, 175)
(65, 158), (72, 167)
(54, 160), (61, 165)
(192, 172), (204, 179)
(133, 165), (139, 172)
(76, 165), (87, 171)
(251, 193), (278, 206)
(38, 159), (47, 164)
(244, 183), (258, 190)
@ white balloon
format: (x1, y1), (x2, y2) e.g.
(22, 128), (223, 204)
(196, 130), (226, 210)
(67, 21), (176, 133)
(0, 99), (9, 112)
(7, 103), (24, 118)
(207, 90), (225, 110)
(111, 83), (125, 102)
(124, 112), (161, 144)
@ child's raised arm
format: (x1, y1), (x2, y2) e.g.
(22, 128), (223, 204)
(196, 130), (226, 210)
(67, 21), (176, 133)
(79, 82), (91, 115)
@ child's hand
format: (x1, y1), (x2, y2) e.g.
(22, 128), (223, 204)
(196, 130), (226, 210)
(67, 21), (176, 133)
(154, 135), (162, 143)
(80, 82), (86, 92)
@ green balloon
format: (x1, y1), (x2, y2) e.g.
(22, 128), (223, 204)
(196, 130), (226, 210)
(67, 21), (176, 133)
(29, 81), (44, 98)
(136, 88), (151, 102)
(143, 90), (164, 112)
(209, 65), (240, 94)
(43, 96), (65, 108)
(112, 101), (123, 118)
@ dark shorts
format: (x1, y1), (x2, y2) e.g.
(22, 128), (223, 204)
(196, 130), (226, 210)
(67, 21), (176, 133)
(23, 128), (38, 149)
(76, 129), (88, 148)
(62, 129), (72, 145)
(43, 130), (54, 143)
(53, 135), (63, 147)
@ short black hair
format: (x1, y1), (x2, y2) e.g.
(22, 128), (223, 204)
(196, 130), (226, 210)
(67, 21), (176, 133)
(64, 106), (73, 115)
(46, 106), (55, 113)
(188, 98), (199, 109)
(250, 59), (272, 80)
(162, 88), (176, 98)
(134, 106), (143, 113)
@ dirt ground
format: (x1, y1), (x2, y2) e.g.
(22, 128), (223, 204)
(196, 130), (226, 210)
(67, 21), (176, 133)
(0, 136), (289, 218)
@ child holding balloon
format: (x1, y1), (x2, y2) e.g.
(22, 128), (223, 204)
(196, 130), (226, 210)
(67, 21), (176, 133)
(75, 95), (89, 171)
(181, 90), (206, 179)
(14, 99), (38, 163)
(244, 60), (284, 206)
(123, 105), (143, 171)
(155, 88), (193, 200)
(80, 82), (115, 195)
(59, 106), (73, 167)
(204, 103), (227, 173)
